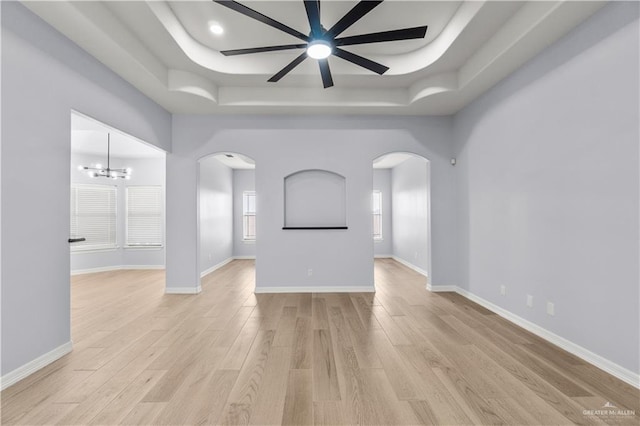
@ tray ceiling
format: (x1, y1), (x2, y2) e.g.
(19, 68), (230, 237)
(24, 1), (605, 115)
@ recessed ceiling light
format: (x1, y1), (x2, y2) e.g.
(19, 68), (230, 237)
(306, 40), (332, 60)
(209, 23), (224, 35)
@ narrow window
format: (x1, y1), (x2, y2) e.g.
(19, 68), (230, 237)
(243, 191), (256, 240)
(70, 184), (117, 251)
(372, 190), (383, 240)
(126, 186), (163, 247)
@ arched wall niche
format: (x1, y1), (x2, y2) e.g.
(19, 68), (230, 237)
(283, 169), (347, 229)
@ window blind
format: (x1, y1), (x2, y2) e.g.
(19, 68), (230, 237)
(372, 190), (383, 240)
(70, 184), (117, 251)
(243, 191), (256, 240)
(126, 186), (163, 247)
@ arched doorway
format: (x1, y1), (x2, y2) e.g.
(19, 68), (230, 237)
(372, 152), (431, 288)
(198, 152), (257, 287)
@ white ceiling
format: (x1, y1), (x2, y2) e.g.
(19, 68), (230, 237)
(26, 1), (605, 115)
(373, 152), (416, 169)
(210, 153), (256, 169)
(71, 113), (166, 159)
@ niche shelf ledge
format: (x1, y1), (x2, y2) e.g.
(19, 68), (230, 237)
(282, 226), (348, 230)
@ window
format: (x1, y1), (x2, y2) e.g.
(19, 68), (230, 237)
(70, 184), (117, 251)
(243, 191), (256, 240)
(126, 186), (163, 247)
(372, 190), (383, 240)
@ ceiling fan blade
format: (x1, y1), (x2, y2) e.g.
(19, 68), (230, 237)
(213, 0), (309, 42)
(268, 51), (308, 82)
(335, 26), (428, 46)
(326, 1), (383, 39)
(333, 48), (389, 75)
(318, 58), (334, 88)
(304, 0), (322, 37)
(221, 43), (307, 56)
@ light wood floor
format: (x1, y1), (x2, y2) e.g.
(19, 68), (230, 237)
(2, 259), (638, 425)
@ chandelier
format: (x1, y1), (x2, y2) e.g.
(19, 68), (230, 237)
(78, 133), (131, 179)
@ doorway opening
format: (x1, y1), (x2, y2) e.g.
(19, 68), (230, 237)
(198, 152), (256, 289)
(69, 110), (167, 341)
(372, 152), (431, 288)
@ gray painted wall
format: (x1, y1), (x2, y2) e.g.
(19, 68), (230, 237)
(391, 157), (430, 275)
(233, 169), (256, 258)
(453, 2), (639, 374)
(167, 115), (455, 292)
(70, 153), (166, 272)
(1, 2), (171, 376)
(199, 157), (233, 275)
(372, 169), (393, 256)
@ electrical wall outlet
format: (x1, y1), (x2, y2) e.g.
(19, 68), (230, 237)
(307, 269), (313, 277)
(526, 295), (533, 308)
(500, 285), (506, 296)
(547, 301), (555, 316)
(414, 251), (418, 259)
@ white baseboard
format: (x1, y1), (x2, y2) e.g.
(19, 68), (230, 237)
(392, 256), (429, 278)
(255, 285), (375, 294)
(165, 285), (202, 295)
(1, 341), (73, 391)
(427, 284), (457, 292)
(124, 265), (165, 270)
(200, 258), (233, 278)
(447, 286), (639, 389)
(374, 254), (393, 258)
(71, 265), (164, 276)
(200, 257), (256, 278)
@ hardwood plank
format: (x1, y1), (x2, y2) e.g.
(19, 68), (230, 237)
(1, 369), (94, 424)
(359, 368), (420, 425)
(407, 400), (438, 425)
(432, 366), (503, 425)
(248, 345), (292, 425)
(218, 330), (275, 425)
(119, 402), (167, 425)
(313, 401), (347, 426)
(219, 317), (261, 369)
(186, 370), (239, 426)
(369, 329), (420, 400)
(312, 297), (329, 330)
(273, 306), (298, 347)
(87, 369), (166, 425)
(349, 295), (382, 330)
(291, 316), (312, 369)
(312, 329), (341, 401)
(13, 402), (78, 426)
(55, 330), (166, 404)
(344, 315), (383, 368)
(371, 305), (411, 346)
(282, 369), (313, 426)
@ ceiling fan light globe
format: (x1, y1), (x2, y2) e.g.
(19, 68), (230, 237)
(306, 40), (332, 59)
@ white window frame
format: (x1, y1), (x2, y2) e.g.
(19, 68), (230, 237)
(70, 183), (118, 252)
(125, 185), (164, 248)
(372, 190), (383, 240)
(243, 191), (256, 241)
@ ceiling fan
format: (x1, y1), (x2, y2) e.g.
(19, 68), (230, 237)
(213, 0), (428, 88)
